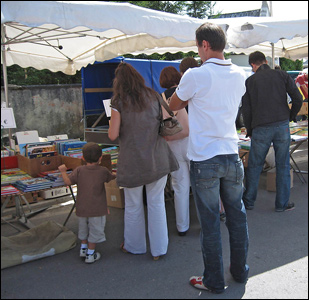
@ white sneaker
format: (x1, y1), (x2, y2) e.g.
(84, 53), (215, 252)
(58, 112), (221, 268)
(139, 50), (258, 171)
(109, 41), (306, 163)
(85, 252), (101, 263)
(80, 248), (87, 258)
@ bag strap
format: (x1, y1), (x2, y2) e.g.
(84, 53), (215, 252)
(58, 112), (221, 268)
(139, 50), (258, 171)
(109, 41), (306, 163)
(160, 92), (175, 117)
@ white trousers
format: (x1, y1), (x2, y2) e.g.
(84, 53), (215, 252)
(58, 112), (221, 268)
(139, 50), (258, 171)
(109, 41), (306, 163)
(170, 159), (190, 232)
(168, 137), (191, 233)
(123, 175), (168, 257)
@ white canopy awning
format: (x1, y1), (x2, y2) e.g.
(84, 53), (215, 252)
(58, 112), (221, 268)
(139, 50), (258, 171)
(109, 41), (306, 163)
(2, 1), (308, 75)
(1, 1), (220, 75)
(224, 17), (308, 60)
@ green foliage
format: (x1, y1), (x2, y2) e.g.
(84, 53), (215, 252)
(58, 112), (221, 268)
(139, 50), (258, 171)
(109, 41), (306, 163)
(113, 1), (186, 14)
(2, 65), (81, 86)
(279, 58), (303, 71)
(186, 1), (215, 19)
(124, 51), (198, 61)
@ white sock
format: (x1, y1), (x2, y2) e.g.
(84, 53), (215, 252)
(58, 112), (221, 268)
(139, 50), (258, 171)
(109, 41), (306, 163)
(87, 249), (95, 255)
(81, 243), (88, 249)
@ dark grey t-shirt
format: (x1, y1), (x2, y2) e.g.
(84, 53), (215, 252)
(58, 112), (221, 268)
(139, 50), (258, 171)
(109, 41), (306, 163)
(112, 91), (179, 188)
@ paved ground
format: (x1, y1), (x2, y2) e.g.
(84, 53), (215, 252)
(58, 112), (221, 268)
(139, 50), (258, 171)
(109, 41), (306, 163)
(1, 141), (308, 299)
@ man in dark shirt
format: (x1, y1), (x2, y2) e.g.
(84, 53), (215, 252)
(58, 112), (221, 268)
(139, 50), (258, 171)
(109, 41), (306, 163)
(242, 51), (302, 212)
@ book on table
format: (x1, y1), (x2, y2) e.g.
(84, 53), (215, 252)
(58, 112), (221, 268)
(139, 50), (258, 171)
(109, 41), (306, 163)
(1, 185), (21, 195)
(14, 177), (52, 192)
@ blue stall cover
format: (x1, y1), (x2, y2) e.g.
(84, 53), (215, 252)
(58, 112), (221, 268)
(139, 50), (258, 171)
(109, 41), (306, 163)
(125, 58), (180, 93)
(81, 57), (180, 118)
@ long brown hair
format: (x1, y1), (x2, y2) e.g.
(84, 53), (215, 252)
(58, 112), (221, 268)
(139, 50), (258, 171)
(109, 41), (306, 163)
(112, 63), (157, 112)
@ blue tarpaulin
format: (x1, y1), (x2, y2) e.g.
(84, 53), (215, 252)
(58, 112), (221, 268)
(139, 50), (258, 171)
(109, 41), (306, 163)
(81, 57), (180, 115)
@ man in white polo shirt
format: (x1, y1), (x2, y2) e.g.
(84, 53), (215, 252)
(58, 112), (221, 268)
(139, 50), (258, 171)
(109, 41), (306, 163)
(169, 22), (249, 294)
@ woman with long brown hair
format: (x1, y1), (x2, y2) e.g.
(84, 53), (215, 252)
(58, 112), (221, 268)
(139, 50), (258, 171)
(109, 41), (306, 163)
(108, 63), (179, 260)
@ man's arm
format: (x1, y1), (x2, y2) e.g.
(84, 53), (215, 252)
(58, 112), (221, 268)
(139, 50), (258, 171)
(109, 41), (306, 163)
(169, 92), (188, 111)
(241, 93), (253, 138)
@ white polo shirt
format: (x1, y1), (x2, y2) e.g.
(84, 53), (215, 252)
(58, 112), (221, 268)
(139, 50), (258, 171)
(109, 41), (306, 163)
(176, 58), (246, 161)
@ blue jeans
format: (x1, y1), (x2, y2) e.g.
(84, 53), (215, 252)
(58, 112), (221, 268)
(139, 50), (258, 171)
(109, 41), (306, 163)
(243, 120), (291, 210)
(190, 155), (249, 292)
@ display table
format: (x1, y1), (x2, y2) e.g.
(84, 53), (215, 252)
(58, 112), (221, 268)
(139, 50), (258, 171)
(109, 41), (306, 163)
(238, 123), (308, 183)
(290, 138), (308, 183)
(1, 192), (48, 231)
(289, 121), (308, 183)
(1, 186), (76, 231)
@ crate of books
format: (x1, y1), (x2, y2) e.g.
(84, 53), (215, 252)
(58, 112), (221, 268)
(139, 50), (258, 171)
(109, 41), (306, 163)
(25, 141), (57, 159)
(17, 154), (62, 177)
(60, 154), (112, 171)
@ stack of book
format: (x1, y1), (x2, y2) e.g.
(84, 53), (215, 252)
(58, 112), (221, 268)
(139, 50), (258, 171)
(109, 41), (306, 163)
(57, 140), (87, 155)
(25, 141), (57, 159)
(14, 177), (52, 192)
(101, 146), (119, 172)
(238, 140), (251, 150)
(38, 170), (72, 187)
(290, 123), (308, 142)
(54, 139), (79, 154)
(64, 149), (83, 159)
(1, 148), (15, 157)
(1, 168), (33, 186)
(1, 185), (21, 196)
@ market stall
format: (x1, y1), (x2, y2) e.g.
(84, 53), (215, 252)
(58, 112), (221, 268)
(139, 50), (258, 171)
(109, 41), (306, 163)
(1, 1), (308, 270)
(81, 57), (181, 144)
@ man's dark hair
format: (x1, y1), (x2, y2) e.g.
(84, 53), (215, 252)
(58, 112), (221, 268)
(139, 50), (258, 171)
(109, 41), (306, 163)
(195, 23), (226, 52)
(249, 51), (267, 65)
(82, 142), (102, 163)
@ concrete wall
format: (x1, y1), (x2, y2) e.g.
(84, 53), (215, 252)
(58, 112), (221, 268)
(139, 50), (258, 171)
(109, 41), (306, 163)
(1, 84), (84, 140)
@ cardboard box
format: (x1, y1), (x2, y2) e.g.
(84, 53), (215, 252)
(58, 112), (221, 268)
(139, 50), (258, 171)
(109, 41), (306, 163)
(17, 154), (112, 177)
(239, 149), (249, 168)
(17, 154), (62, 177)
(60, 154), (112, 171)
(105, 179), (125, 208)
(266, 168), (293, 192)
(39, 187), (71, 199)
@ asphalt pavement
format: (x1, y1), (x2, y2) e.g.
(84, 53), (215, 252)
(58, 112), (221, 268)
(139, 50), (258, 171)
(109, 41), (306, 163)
(1, 141), (308, 299)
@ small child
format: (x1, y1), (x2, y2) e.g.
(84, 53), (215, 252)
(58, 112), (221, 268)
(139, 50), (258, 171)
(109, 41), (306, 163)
(58, 142), (116, 264)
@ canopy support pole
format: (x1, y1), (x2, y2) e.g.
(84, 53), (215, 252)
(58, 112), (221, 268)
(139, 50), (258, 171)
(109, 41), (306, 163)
(271, 42), (275, 69)
(1, 24), (13, 149)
